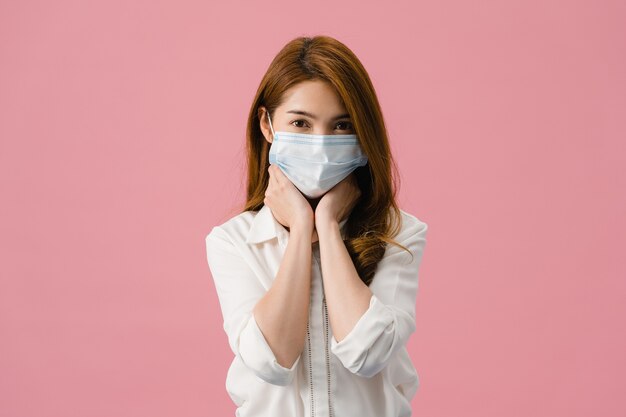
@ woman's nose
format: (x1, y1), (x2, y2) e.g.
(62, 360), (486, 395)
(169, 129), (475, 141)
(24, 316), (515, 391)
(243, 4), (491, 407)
(314, 129), (334, 135)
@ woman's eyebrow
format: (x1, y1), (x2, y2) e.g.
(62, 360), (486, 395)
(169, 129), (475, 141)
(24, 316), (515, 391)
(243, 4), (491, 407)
(286, 110), (350, 120)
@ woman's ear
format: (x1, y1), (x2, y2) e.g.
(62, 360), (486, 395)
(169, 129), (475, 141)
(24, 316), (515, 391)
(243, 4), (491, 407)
(258, 107), (273, 144)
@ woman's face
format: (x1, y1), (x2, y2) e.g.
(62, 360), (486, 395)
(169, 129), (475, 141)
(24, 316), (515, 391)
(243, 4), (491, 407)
(260, 79), (355, 144)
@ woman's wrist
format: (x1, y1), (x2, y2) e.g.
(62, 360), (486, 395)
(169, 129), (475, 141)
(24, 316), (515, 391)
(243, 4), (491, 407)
(315, 216), (340, 239)
(289, 216), (315, 234)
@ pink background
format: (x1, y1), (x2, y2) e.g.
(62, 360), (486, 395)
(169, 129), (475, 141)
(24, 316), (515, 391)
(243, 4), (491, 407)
(1, 0), (625, 416)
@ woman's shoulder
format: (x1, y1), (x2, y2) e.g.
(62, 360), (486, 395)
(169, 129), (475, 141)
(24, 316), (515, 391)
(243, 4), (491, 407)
(375, 208), (429, 264)
(205, 208), (260, 245)
(395, 207), (429, 242)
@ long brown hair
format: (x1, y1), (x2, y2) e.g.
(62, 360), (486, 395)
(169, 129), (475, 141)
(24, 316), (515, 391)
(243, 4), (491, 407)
(242, 35), (410, 286)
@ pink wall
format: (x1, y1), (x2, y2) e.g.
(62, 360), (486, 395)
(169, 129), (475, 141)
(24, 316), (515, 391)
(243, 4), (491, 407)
(1, 0), (624, 416)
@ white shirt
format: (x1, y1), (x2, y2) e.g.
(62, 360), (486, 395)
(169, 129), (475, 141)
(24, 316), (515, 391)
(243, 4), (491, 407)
(205, 204), (428, 417)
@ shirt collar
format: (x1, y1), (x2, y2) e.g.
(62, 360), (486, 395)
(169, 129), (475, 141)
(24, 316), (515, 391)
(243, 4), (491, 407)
(246, 204), (349, 246)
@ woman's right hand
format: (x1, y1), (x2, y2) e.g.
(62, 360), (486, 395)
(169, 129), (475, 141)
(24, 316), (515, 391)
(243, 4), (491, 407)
(264, 164), (314, 231)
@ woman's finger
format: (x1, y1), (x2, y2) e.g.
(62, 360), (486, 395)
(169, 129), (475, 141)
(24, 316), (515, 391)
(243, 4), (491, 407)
(267, 165), (277, 186)
(270, 164), (287, 183)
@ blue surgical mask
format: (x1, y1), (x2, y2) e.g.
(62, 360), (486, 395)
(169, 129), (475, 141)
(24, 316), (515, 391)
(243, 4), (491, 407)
(266, 111), (368, 199)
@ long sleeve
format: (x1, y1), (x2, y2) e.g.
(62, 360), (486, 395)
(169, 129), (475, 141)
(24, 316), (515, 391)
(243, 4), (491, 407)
(330, 219), (428, 378)
(205, 226), (301, 386)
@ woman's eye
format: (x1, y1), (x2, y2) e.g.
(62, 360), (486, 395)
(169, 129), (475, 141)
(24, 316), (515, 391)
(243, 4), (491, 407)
(290, 120), (353, 131)
(291, 120), (309, 128)
(336, 121), (353, 131)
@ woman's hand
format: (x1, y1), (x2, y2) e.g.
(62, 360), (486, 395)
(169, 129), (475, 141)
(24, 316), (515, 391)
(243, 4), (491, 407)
(264, 164), (314, 230)
(315, 172), (362, 227)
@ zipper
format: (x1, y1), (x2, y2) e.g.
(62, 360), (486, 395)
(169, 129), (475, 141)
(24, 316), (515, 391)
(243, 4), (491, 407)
(306, 321), (315, 416)
(323, 296), (334, 417)
(311, 244), (333, 417)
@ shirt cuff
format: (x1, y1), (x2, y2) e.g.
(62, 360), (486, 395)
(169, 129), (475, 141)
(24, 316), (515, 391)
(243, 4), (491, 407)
(330, 294), (394, 374)
(238, 312), (301, 386)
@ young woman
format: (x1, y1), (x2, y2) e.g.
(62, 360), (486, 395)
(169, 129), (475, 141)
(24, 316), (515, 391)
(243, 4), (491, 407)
(205, 35), (428, 417)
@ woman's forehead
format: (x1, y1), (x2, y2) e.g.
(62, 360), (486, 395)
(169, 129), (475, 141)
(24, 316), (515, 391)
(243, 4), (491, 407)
(278, 81), (348, 118)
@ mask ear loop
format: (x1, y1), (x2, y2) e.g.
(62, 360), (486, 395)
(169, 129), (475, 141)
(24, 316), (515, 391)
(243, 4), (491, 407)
(266, 111), (276, 139)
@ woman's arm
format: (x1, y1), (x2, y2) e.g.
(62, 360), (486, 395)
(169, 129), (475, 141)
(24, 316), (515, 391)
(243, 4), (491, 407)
(206, 218), (314, 386)
(316, 217), (373, 342)
(252, 218), (314, 370)
(317, 217), (428, 378)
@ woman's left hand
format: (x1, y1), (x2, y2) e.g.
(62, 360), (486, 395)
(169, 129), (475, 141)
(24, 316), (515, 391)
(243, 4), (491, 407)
(315, 172), (362, 227)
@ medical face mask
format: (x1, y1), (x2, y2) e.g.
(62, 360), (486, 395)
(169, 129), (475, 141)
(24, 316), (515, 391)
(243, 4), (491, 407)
(266, 112), (369, 199)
